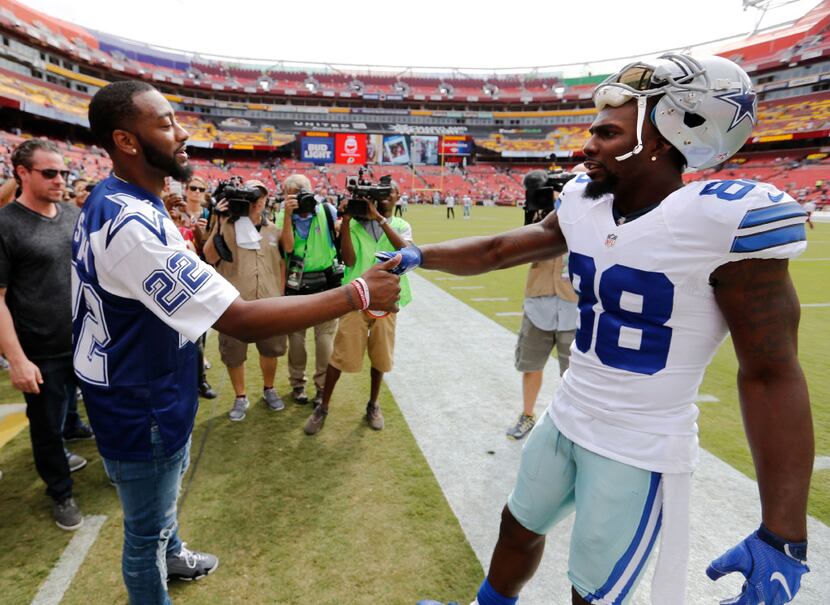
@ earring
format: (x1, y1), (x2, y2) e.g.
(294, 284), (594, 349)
(651, 155), (657, 162)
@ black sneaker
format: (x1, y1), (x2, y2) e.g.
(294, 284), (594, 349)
(292, 387), (309, 405)
(53, 496), (83, 531)
(64, 421), (94, 441)
(167, 543), (219, 581)
(66, 451), (88, 473)
(199, 381), (217, 399)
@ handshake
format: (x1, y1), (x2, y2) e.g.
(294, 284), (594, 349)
(355, 246), (423, 314)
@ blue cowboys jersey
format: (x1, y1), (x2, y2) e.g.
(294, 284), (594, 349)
(549, 175), (807, 473)
(71, 176), (238, 461)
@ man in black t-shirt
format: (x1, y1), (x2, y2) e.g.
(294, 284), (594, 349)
(0, 139), (85, 530)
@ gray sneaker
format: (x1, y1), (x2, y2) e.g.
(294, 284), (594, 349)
(66, 451), (87, 473)
(366, 402), (384, 431)
(506, 413), (536, 440)
(53, 496), (83, 531)
(304, 405), (328, 436)
(292, 387), (309, 405)
(228, 396), (250, 422)
(262, 388), (285, 411)
(166, 542), (218, 581)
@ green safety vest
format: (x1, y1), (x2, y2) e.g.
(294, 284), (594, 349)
(275, 204), (337, 272)
(343, 217), (412, 308)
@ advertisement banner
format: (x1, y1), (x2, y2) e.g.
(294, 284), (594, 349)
(382, 134), (411, 165)
(300, 136), (334, 164)
(411, 135), (439, 165)
(441, 136), (472, 156)
(366, 134), (384, 164)
(335, 133), (367, 165)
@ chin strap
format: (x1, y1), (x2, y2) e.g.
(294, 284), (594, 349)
(615, 95), (647, 161)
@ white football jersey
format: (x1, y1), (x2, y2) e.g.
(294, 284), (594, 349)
(548, 175), (807, 473)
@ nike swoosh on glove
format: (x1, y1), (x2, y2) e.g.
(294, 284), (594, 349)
(375, 245), (422, 275)
(706, 530), (809, 605)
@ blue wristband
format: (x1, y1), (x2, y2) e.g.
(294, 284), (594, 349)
(757, 523), (808, 562)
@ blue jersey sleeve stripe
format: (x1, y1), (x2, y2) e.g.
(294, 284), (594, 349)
(730, 223), (807, 253)
(738, 202), (806, 228)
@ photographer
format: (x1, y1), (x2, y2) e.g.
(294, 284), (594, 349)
(276, 174), (341, 406)
(506, 169), (578, 441)
(304, 179), (412, 435)
(203, 179), (288, 421)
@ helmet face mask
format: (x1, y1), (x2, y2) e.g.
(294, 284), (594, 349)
(593, 53), (757, 171)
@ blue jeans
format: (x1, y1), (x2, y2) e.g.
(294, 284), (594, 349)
(103, 426), (190, 605)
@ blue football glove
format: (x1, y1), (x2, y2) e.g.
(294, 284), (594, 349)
(706, 525), (809, 605)
(375, 245), (422, 275)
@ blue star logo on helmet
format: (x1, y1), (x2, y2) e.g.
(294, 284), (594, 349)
(716, 89), (757, 132)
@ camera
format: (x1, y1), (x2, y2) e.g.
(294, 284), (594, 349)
(345, 169), (393, 218)
(295, 188), (318, 214)
(213, 179), (262, 223)
(524, 170), (578, 214)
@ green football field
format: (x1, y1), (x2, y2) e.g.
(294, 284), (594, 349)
(0, 204), (826, 604)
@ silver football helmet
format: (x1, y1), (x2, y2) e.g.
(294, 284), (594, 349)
(592, 53), (757, 171)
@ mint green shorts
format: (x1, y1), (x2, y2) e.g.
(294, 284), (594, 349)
(507, 413), (663, 604)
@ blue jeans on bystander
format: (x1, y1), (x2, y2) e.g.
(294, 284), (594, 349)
(103, 425), (190, 605)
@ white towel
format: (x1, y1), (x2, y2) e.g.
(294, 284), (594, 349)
(234, 216), (261, 250)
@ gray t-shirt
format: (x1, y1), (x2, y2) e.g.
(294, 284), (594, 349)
(0, 200), (80, 359)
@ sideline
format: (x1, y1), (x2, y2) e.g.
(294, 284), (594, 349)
(30, 515), (108, 605)
(387, 272), (829, 604)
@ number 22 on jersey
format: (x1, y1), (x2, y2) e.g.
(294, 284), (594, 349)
(569, 253), (674, 375)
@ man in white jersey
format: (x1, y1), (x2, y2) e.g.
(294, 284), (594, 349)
(387, 54), (812, 605)
(75, 81), (401, 605)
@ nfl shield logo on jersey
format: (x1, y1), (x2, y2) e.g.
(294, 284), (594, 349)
(605, 233), (618, 248)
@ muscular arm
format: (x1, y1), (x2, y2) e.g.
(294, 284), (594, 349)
(419, 209), (567, 276)
(712, 258), (813, 541)
(279, 214), (295, 254)
(202, 221), (221, 265)
(0, 288), (41, 393)
(214, 286), (357, 343)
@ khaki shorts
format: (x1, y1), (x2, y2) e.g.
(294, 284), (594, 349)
(329, 310), (397, 373)
(514, 313), (575, 374)
(218, 332), (287, 368)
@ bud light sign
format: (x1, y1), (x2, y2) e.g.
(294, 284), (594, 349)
(301, 137), (334, 164)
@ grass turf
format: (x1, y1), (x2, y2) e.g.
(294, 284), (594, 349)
(0, 204), (825, 603)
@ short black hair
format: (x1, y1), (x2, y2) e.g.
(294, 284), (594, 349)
(11, 138), (61, 182)
(88, 80), (157, 151)
(523, 169), (549, 191)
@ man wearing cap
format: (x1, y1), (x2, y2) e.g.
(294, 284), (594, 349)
(203, 179), (288, 421)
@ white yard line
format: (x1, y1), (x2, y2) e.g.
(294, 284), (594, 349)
(802, 303), (830, 307)
(471, 297), (510, 302)
(30, 515), (107, 605)
(387, 273), (829, 605)
(814, 457), (830, 472)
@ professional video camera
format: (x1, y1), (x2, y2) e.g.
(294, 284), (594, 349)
(213, 178), (262, 223)
(525, 170), (578, 213)
(345, 168), (393, 218)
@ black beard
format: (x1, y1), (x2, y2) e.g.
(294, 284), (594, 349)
(137, 134), (193, 182)
(584, 171), (620, 199)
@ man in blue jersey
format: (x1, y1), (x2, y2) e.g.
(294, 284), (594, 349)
(75, 80), (401, 605)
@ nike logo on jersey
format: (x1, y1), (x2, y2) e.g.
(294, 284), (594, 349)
(767, 192), (785, 203)
(770, 571), (793, 599)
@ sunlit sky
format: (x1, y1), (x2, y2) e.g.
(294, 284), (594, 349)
(19, 0), (824, 76)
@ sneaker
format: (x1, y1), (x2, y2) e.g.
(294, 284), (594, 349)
(292, 387), (309, 405)
(366, 402), (384, 431)
(203, 359), (212, 370)
(228, 396), (249, 422)
(312, 390), (323, 407)
(53, 496), (83, 531)
(66, 451), (87, 473)
(304, 405), (328, 435)
(506, 413), (536, 440)
(262, 387), (285, 411)
(198, 381), (217, 399)
(64, 421), (94, 441)
(166, 542), (219, 581)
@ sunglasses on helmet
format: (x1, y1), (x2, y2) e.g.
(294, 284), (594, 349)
(31, 168), (70, 180)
